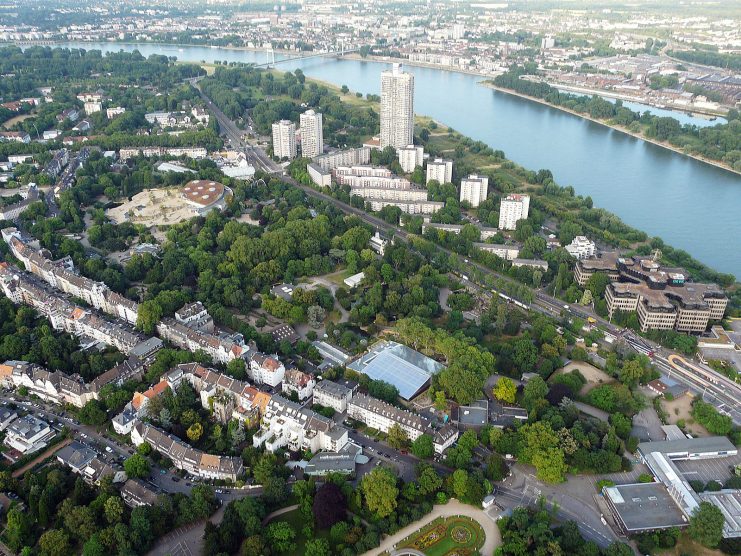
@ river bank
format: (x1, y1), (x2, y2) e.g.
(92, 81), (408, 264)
(480, 81), (741, 177)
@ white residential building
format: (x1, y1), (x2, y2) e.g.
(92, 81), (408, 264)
(499, 194), (530, 230)
(282, 368), (315, 401)
(253, 395), (348, 454)
(426, 158), (453, 184)
(4, 414), (54, 454)
(474, 243), (521, 261)
(272, 120), (297, 160)
(313, 380), (353, 413)
(84, 101), (102, 114)
(380, 63), (415, 149)
(249, 353), (286, 387)
(397, 145), (424, 172)
(460, 174), (489, 207)
(106, 106), (126, 119)
(314, 147), (370, 169)
(565, 236), (597, 260)
(347, 393), (431, 441)
(300, 110), (323, 158)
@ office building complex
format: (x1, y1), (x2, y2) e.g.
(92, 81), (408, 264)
(498, 194), (530, 230)
(460, 174), (489, 207)
(397, 145), (424, 172)
(426, 158), (453, 184)
(300, 110), (323, 158)
(272, 119), (297, 160)
(380, 63), (414, 149)
(474, 243), (521, 261)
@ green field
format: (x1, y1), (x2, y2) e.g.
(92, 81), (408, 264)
(396, 515), (485, 556)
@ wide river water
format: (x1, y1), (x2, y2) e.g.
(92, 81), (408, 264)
(55, 42), (741, 278)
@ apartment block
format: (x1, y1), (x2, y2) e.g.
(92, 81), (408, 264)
(397, 145), (424, 172)
(282, 368), (315, 401)
(474, 243), (521, 261)
(498, 194), (530, 230)
(272, 119), (297, 160)
(347, 393), (431, 441)
(565, 236), (596, 260)
(314, 147), (371, 170)
(313, 379), (354, 413)
(380, 63), (415, 149)
(249, 353), (286, 387)
(253, 395), (349, 454)
(460, 174), (489, 207)
(365, 199), (443, 215)
(426, 158), (453, 184)
(300, 110), (323, 158)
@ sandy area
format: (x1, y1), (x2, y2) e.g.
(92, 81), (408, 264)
(107, 187), (199, 226)
(2, 114), (32, 129)
(661, 394), (709, 436)
(553, 361), (614, 395)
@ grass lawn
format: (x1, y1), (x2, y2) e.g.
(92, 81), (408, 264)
(397, 515), (485, 556)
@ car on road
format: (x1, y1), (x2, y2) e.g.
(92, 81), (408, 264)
(160, 469), (167, 474)
(172, 477), (180, 482)
(105, 447), (113, 453)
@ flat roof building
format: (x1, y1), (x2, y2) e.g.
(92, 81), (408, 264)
(347, 340), (445, 400)
(637, 436), (738, 461)
(603, 483), (689, 534)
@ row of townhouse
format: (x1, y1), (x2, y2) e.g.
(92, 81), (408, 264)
(0, 184), (40, 222)
(253, 394), (349, 454)
(118, 146), (208, 161)
(131, 422), (244, 482)
(56, 440), (126, 486)
(0, 355), (148, 409)
(3, 228), (139, 324)
(0, 262), (160, 358)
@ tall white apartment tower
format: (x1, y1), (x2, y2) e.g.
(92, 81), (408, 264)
(498, 194), (531, 230)
(459, 174), (489, 208)
(380, 63), (415, 150)
(272, 120), (297, 160)
(299, 110), (323, 158)
(426, 158), (453, 184)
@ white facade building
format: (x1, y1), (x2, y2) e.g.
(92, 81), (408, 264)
(426, 158), (453, 184)
(347, 393), (431, 441)
(4, 414), (54, 454)
(498, 194), (530, 230)
(299, 110), (323, 158)
(249, 353), (286, 387)
(253, 395), (349, 454)
(397, 145), (424, 172)
(272, 120), (297, 160)
(313, 380), (353, 413)
(380, 63), (415, 149)
(460, 174), (489, 207)
(565, 236), (596, 260)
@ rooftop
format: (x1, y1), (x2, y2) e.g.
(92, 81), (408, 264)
(182, 180), (228, 208)
(604, 482), (689, 532)
(347, 340), (444, 400)
(637, 436), (737, 459)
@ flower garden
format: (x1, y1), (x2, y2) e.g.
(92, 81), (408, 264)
(395, 515), (485, 556)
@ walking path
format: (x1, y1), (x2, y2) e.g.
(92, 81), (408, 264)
(362, 499), (502, 556)
(12, 437), (72, 478)
(262, 504), (299, 525)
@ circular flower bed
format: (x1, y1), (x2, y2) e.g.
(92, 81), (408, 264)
(451, 525), (472, 544)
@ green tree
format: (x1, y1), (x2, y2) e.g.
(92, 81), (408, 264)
(452, 469), (469, 499)
(619, 359), (645, 387)
(39, 529), (71, 556)
(304, 538), (331, 556)
(186, 422), (204, 442)
(124, 453), (150, 479)
(387, 423), (409, 449)
(411, 434), (434, 459)
(136, 299), (162, 334)
(688, 501), (725, 548)
(493, 377), (517, 404)
(361, 466), (398, 518)
(417, 464), (443, 496)
(104, 496), (125, 524)
(266, 521), (296, 553)
(523, 376), (549, 411)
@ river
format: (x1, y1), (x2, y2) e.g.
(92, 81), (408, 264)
(53, 42), (741, 278)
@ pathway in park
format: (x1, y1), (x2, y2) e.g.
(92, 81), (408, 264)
(363, 499), (502, 556)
